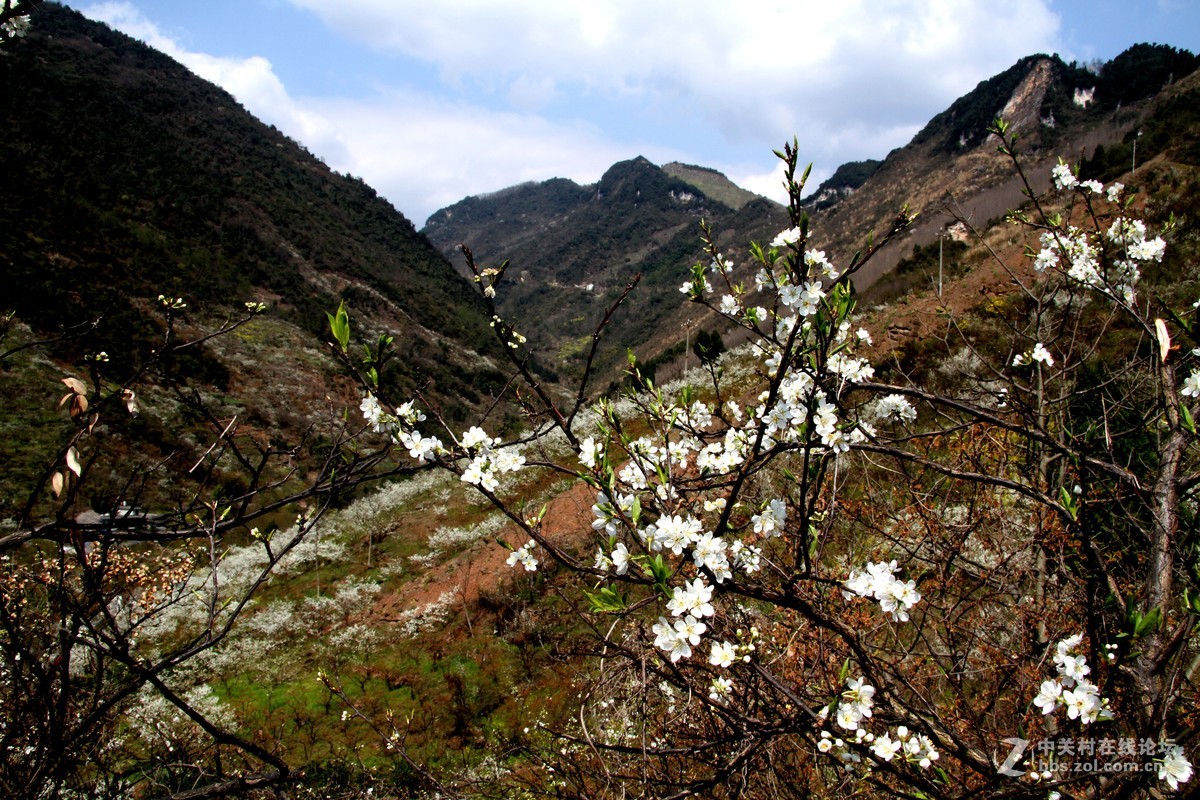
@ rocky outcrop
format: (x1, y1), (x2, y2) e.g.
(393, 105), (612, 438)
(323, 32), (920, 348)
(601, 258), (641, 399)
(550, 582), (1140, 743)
(999, 58), (1055, 135)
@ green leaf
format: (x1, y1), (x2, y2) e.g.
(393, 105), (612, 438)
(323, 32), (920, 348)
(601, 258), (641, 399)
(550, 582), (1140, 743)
(584, 587), (628, 614)
(807, 528), (821, 562)
(1058, 485), (1079, 521)
(1130, 606), (1162, 637)
(326, 301), (350, 354)
(1182, 403), (1196, 435)
(1184, 588), (1200, 615)
(647, 554), (672, 591)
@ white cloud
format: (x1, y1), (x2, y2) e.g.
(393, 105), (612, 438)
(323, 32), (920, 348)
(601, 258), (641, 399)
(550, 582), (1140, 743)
(303, 92), (671, 224)
(81, 2), (656, 224)
(732, 160), (792, 207)
(83, 0), (1066, 223)
(286, 0), (1062, 151)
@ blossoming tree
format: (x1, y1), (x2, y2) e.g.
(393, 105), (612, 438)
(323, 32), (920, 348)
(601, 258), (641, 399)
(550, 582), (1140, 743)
(0, 283), (436, 798)
(349, 123), (1195, 797)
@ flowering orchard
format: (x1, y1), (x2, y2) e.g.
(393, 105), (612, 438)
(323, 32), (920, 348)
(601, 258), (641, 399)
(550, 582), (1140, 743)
(0, 273), (437, 798)
(350, 125), (1196, 797)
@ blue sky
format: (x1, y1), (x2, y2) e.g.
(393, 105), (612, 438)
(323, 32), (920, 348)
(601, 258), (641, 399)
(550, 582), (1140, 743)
(75, 0), (1199, 226)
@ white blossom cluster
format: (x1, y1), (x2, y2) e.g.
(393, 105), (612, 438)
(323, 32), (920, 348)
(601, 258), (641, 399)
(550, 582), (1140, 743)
(1031, 633), (1114, 725)
(0, 1), (31, 41)
(590, 483), (771, 664)
(843, 560), (922, 622)
(570, 232), (892, 675)
(361, 396), (534, 570)
(1039, 164), (1166, 304)
(506, 539), (538, 572)
(360, 394), (443, 463)
(652, 613), (707, 663)
(1026, 637), (1192, 789)
(822, 676), (939, 770)
(490, 314), (527, 348)
(459, 425), (526, 492)
(124, 683), (236, 755)
(870, 394), (917, 424)
(1012, 342), (1055, 368)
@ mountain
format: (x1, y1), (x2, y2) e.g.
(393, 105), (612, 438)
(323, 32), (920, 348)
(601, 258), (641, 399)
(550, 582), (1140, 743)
(423, 158), (786, 387)
(0, 3), (507, 509)
(802, 159), (882, 211)
(3, 6), (1195, 522)
(811, 45), (1200, 291)
(662, 161), (764, 210)
(422, 44), (1198, 387)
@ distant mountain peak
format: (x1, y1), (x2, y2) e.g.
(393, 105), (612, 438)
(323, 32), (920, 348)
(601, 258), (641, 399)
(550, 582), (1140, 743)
(662, 162), (765, 211)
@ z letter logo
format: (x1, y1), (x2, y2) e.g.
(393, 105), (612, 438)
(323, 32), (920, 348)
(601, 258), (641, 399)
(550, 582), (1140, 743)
(999, 737), (1029, 777)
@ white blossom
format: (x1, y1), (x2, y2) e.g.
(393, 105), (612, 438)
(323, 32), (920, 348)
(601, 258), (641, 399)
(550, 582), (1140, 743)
(1159, 747), (1193, 791)
(1032, 679), (1062, 715)
(666, 577), (715, 618)
(578, 436), (603, 469)
(460, 426), (494, 451)
(506, 540), (539, 572)
(708, 676), (733, 700)
(709, 640), (737, 668)
(1182, 371), (1200, 398)
(751, 499), (787, 537)
(870, 733), (902, 761)
(771, 226), (802, 248)
(844, 560), (921, 622)
(1052, 161), (1079, 190)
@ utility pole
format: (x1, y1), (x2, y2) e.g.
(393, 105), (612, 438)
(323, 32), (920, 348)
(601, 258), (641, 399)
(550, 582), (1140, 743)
(683, 319), (692, 380)
(938, 229), (944, 299)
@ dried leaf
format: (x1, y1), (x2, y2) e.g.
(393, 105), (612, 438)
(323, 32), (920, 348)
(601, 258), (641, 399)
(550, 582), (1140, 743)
(70, 394), (89, 419)
(50, 471), (64, 498)
(61, 377), (87, 395)
(66, 447), (81, 477)
(1155, 318), (1170, 363)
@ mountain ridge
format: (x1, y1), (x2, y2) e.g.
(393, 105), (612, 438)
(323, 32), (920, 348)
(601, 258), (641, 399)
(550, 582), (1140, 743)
(423, 156), (786, 385)
(0, 3), (509, 509)
(0, 3), (504, 400)
(421, 42), (1198, 385)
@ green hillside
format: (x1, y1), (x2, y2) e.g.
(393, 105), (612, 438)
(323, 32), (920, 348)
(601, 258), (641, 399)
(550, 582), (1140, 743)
(0, 4), (513, 510)
(0, 3), (502, 407)
(424, 157), (787, 386)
